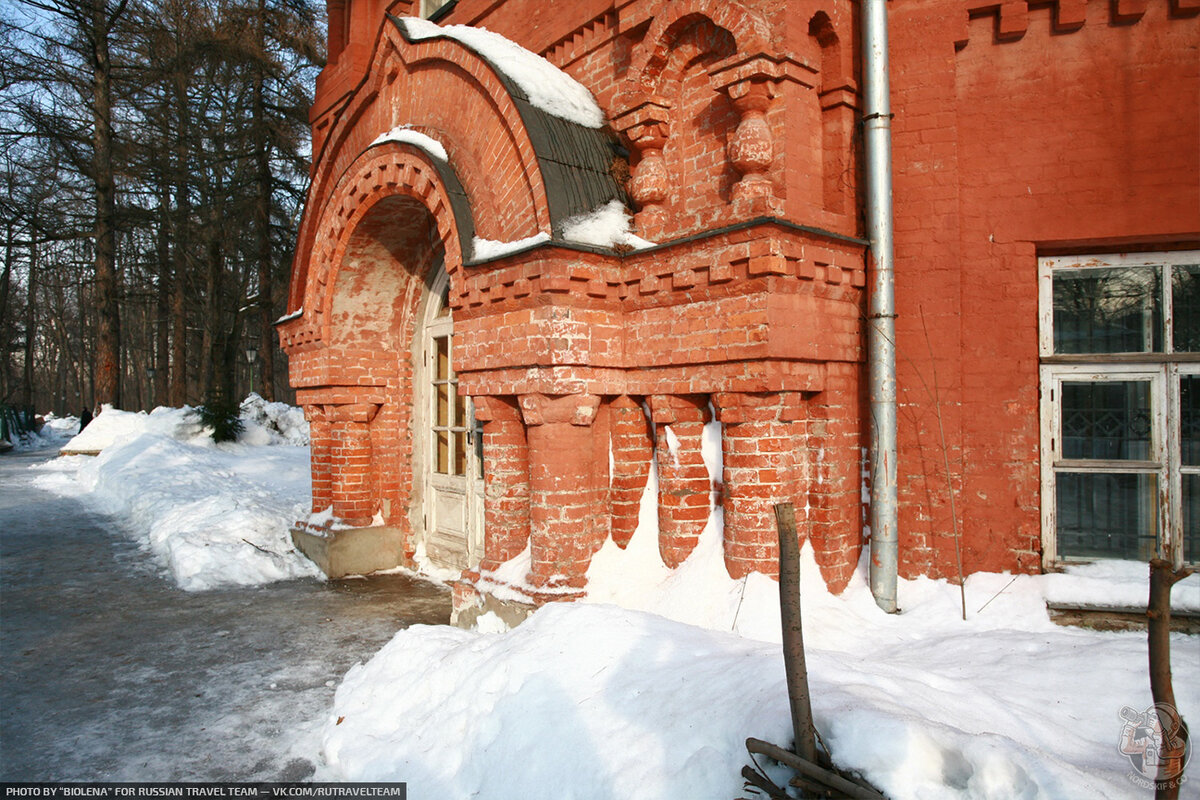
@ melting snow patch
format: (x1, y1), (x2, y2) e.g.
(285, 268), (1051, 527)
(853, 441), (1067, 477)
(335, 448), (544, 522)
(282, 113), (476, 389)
(560, 199), (656, 250)
(471, 232), (551, 261)
(371, 126), (449, 161)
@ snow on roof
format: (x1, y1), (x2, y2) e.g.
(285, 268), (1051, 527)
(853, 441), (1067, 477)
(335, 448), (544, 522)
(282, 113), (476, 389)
(371, 125), (450, 161)
(398, 17), (605, 129)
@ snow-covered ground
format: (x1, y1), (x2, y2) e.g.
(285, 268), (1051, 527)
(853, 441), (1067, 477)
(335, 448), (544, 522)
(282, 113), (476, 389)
(33, 396), (319, 591)
(22, 401), (1200, 799)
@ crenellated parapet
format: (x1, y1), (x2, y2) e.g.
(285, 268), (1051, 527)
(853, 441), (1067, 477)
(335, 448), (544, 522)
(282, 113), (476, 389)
(954, 0), (1198, 46)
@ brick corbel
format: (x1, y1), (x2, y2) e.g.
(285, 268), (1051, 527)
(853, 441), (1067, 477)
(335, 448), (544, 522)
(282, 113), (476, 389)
(471, 395), (511, 422)
(327, 402), (381, 424)
(648, 394), (711, 425)
(713, 391), (805, 423)
(519, 393), (602, 427)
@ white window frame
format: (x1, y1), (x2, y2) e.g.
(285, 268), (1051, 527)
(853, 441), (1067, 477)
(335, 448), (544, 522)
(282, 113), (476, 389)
(1039, 251), (1200, 569)
(419, 0), (451, 19)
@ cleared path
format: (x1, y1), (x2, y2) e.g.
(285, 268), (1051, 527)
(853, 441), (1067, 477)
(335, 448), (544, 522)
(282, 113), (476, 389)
(0, 447), (450, 781)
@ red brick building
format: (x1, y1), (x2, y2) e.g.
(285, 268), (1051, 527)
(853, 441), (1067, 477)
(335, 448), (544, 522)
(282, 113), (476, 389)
(280, 0), (1199, 617)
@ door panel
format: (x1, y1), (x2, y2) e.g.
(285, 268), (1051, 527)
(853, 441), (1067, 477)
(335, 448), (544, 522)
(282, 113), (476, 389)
(421, 274), (484, 571)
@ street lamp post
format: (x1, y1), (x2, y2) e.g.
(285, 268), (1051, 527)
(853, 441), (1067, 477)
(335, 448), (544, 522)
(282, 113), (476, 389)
(146, 366), (157, 411)
(245, 347), (258, 398)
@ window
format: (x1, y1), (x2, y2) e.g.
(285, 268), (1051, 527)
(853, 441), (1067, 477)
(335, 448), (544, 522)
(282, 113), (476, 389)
(419, 0), (453, 20)
(1040, 252), (1200, 567)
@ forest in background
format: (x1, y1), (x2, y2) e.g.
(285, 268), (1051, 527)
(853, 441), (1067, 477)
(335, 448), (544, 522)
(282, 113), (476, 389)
(0, 0), (325, 418)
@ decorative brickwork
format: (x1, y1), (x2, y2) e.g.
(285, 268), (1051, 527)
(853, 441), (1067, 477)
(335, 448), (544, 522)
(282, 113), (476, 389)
(649, 394), (712, 568)
(282, 0), (1199, 614)
(473, 396), (530, 571)
(608, 395), (654, 548)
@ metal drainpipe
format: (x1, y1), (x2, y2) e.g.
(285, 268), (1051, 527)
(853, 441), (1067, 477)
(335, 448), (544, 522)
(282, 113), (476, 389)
(863, 0), (899, 613)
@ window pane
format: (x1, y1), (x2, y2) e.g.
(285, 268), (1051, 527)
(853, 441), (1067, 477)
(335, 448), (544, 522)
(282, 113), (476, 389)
(1184, 474), (1199, 564)
(436, 430), (449, 474)
(1053, 267), (1161, 354)
(1057, 472), (1158, 560)
(1174, 265), (1200, 352)
(421, 0), (451, 19)
(436, 382), (449, 427)
(436, 335), (449, 379)
(1184, 376), (1199, 467)
(454, 387), (466, 428)
(454, 431), (466, 476)
(1061, 381), (1152, 460)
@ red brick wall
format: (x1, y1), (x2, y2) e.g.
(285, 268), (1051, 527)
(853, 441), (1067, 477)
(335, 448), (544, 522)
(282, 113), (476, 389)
(278, 0), (1196, 601)
(890, 0), (1200, 578)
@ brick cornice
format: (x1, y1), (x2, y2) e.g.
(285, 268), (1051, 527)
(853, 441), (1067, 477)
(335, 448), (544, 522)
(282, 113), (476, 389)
(954, 0), (1198, 47)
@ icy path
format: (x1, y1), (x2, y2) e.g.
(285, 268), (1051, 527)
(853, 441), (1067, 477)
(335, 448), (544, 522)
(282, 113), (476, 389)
(0, 447), (449, 781)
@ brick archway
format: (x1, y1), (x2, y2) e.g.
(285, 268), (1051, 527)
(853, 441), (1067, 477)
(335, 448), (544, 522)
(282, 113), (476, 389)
(285, 142), (470, 555)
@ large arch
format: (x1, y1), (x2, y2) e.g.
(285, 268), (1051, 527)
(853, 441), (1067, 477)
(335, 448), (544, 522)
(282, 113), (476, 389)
(287, 16), (626, 314)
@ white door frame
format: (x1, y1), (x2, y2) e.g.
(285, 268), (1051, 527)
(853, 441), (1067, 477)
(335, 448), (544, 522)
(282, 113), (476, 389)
(416, 267), (484, 570)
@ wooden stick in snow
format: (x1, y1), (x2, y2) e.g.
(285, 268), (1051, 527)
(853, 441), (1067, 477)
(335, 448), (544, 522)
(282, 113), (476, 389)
(775, 502), (817, 764)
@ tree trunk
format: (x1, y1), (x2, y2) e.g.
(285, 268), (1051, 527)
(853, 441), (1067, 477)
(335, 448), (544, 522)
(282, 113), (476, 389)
(91, 0), (121, 409)
(1148, 559), (1194, 800)
(0, 219), (13, 402)
(168, 76), (190, 406)
(252, 0), (276, 401)
(21, 234), (37, 410)
(153, 186), (171, 408)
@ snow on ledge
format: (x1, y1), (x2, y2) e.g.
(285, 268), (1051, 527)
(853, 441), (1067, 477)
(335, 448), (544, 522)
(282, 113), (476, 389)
(274, 307), (303, 325)
(560, 199), (656, 251)
(398, 17), (605, 129)
(370, 125), (449, 161)
(471, 232), (550, 261)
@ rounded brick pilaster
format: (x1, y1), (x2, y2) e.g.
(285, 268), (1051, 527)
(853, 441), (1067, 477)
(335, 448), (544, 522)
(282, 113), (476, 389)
(713, 391), (806, 579)
(649, 394), (713, 568)
(519, 393), (606, 590)
(609, 395), (654, 548)
(473, 395), (531, 571)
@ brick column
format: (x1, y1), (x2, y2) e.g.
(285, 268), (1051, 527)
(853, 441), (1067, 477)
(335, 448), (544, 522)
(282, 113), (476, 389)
(711, 56), (788, 216)
(519, 392), (604, 592)
(473, 395), (530, 571)
(649, 394), (712, 568)
(807, 363), (864, 592)
(612, 97), (673, 239)
(713, 392), (806, 578)
(306, 404), (333, 514)
(329, 403), (380, 527)
(609, 395), (653, 548)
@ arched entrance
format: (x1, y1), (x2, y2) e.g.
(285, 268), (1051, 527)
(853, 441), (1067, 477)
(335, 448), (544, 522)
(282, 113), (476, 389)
(417, 266), (484, 569)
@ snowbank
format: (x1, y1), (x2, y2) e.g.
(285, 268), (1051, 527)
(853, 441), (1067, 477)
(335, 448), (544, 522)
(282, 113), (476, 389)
(35, 396), (318, 591)
(4, 412), (79, 452)
(61, 404), (205, 453)
(319, 419), (1199, 799)
(25, 402), (1200, 798)
(322, 540), (1199, 799)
